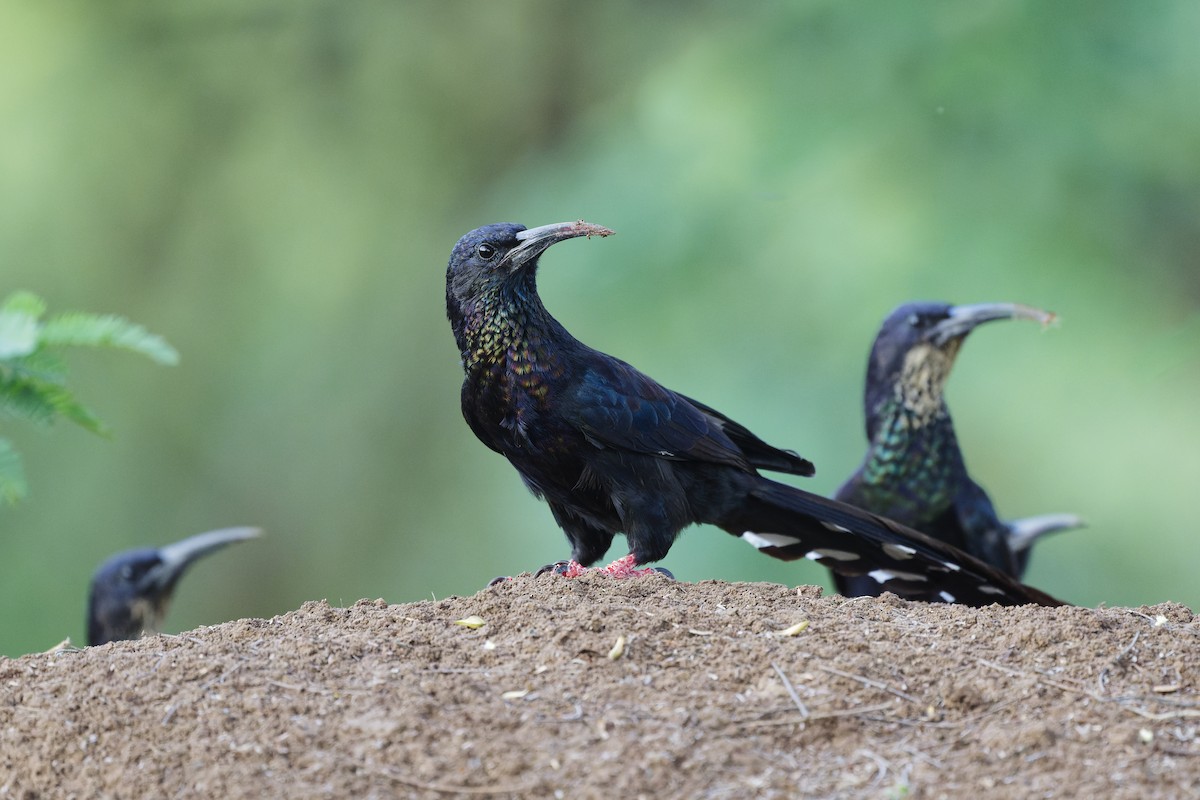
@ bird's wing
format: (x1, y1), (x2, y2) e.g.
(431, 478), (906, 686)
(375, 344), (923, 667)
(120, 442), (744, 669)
(564, 356), (751, 470)
(945, 479), (1018, 575)
(951, 479), (1002, 535)
(678, 393), (815, 476)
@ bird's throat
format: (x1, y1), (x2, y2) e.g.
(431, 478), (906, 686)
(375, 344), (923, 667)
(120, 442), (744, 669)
(454, 275), (576, 410)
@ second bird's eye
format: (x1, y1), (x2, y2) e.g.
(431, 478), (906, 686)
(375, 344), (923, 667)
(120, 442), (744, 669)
(477, 243), (496, 260)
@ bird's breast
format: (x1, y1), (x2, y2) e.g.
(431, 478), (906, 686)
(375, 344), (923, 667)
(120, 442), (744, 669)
(462, 346), (574, 455)
(857, 411), (962, 525)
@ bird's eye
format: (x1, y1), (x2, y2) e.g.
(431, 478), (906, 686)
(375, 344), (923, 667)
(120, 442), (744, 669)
(476, 243), (496, 260)
(120, 565), (134, 581)
(907, 313), (922, 327)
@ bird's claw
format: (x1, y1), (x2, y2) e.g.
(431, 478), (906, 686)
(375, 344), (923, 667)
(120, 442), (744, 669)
(536, 560), (587, 578)
(535, 555), (674, 580)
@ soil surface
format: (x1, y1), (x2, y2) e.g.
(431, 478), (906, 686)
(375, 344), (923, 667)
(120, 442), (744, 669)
(2, 576), (1198, 799)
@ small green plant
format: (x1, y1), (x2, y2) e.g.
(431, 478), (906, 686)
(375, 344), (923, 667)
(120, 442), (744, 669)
(0, 290), (178, 504)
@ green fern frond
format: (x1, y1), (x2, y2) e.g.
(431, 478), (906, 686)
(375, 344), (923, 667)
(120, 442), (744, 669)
(1, 291), (47, 317)
(0, 290), (177, 505)
(0, 437), (28, 504)
(40, 312), (180, 366)
(0, 348), (69, 387)
(0, 376), (109, 435)
(0, 375), (63, 426)
(0, 292), (44, 360)
(39, 384), (109, 436)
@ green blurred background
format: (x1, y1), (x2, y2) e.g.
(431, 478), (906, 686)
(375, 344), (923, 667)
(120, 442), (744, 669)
(3, 1), (1198, 656)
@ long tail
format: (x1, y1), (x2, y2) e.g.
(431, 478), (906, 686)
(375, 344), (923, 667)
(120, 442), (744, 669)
(722, 478), (1065, 607)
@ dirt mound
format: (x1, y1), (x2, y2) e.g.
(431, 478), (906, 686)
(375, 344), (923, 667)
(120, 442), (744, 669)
(2, 577), (1197, 798)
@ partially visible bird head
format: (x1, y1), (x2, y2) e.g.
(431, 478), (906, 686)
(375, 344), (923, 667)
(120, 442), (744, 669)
(446, 221), (614, 318)
(86, 527), (260, 646)
(864, 302), (1054, 432)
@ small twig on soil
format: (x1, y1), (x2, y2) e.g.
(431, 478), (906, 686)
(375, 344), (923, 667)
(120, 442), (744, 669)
(900, 743), (946, 771)
(1120, 706), (1200, 722)
(196, 661), (245, 694)
(1125, 610), (1168, 626)
(1137, 695), (1200, 709)
(1114, 631), (1141, 663)
(611, 604), (660, 619)
(856, 748), (891, 788)
(159, 634), (208, 646)
(530, 704), (588, 726)
(131, 653), (170, 683)
(771, 662), (809, 719)
(730, 702), (895, 730)
(1099, 631), (1141, 694)
(817, 664), (922, 705)
(863, 715), (960, 730)
(265, 679), (335, 695)
(976, 659), (1022, 678)
(1156, 745), (1200, 758)
(375, 766), (533, 795)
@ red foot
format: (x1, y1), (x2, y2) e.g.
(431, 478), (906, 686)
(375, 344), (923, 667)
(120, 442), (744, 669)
(598, 554), (660, 579)
(537, 555), (674, 580)
(558, 560), (589, 578)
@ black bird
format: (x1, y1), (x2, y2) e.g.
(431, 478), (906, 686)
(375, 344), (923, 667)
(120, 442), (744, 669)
(832, 302), (1083, 598)
(87, 527), (260, 645)
(446, 221), (1062, 606)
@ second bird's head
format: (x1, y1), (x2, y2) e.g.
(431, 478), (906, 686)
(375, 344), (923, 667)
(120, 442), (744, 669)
(864, 301), (1055, 428)
(446, 221), (614, 320)
(87, 527), (260, 646)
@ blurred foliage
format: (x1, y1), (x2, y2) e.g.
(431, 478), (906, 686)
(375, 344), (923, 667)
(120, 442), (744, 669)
(2, 1), (1198, 656)
(0, 290), (177, 504)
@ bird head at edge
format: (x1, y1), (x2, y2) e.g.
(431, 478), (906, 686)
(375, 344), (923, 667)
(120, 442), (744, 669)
(86, 526), (261, 646)
(445, 221), (614, 328)
(864, 301), (1056, 434)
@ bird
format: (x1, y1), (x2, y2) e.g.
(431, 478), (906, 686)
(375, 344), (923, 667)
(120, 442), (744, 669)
(832, 302), (1083, 598)
(446, 221), (1063, 606)
(87, 526), (261, 645)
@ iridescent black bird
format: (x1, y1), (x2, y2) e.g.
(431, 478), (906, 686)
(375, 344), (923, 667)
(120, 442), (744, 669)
(832, 302), (1083, 598)
(87, 527), (260, 645)
(446, 221), (1062, 606)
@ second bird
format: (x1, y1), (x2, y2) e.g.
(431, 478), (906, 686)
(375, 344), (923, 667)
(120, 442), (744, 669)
(88, 526), (261, 646)
(832, 302), (1083, 598)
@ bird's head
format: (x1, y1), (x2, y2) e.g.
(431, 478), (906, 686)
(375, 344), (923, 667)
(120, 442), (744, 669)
(864, 302), (1055, 431)
(86, 527), (260, 646)
(446, 221), (614, 323)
